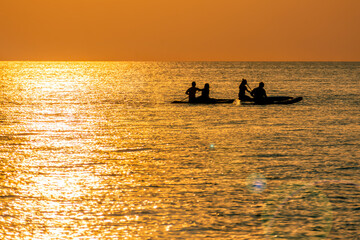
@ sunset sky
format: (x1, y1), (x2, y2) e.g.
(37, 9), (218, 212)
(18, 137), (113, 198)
(1, 0), (359, 61)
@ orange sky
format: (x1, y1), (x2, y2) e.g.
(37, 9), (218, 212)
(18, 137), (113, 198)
(1, 0), (359, 61)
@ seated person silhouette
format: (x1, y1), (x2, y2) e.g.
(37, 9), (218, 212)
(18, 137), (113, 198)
(196, 83), (210, 102)
(251, 82), (267, 104)
(238, 79), (252, 101)
(185, 81), (200, 103)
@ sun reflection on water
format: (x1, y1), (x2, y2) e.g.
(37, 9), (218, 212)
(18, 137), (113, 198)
(2, 65), (101, 238)
(2, 63), (123, 238)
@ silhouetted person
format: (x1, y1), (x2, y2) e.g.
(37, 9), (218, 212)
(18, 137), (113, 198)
(251, 82), (267, 103)
(238, 79), (252, 101)
(186, 81), (200, 103)
(197, 83), (210, 102)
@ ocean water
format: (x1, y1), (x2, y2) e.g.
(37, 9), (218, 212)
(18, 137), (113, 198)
(0, 61), (359, 239)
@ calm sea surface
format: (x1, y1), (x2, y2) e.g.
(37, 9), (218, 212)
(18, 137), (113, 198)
(0, 62), (359, 239)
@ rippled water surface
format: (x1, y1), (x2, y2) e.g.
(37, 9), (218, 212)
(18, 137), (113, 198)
(0, 62), (359, 239)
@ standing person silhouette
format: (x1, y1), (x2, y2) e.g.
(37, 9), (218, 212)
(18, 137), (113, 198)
(185, 81), (200, 103)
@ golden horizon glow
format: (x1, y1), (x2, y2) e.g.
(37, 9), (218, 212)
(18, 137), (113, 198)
(1, 0), (359, 61)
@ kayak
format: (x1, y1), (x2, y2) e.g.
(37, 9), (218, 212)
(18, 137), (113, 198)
(172, 98), (234, 104)
(172, 96), (303, 105)
(240, 96), (303, 105)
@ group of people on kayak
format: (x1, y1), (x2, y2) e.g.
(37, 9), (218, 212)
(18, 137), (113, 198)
(185, 82), (210, 103)
(186, 79), (267, 103)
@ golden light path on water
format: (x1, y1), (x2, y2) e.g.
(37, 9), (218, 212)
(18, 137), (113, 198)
(0, 62), (359, 239)
(1, 63), (145, 239)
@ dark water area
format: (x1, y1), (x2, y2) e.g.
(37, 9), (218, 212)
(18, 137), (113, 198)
(0, 61), (359, 239)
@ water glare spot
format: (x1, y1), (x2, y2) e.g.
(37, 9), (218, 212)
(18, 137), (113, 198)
(209, 143), (215, 150)
(246, 173), (267, 193)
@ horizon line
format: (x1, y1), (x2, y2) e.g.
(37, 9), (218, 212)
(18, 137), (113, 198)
(1, 60), (359, 63)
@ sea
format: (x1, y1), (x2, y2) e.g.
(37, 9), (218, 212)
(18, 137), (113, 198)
(0, 61), (359, 239)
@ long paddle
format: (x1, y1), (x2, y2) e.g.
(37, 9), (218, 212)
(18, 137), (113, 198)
(247, 84), (252, 91)
(180, 96), (188, 101)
